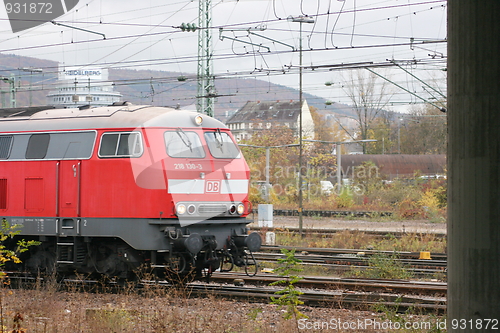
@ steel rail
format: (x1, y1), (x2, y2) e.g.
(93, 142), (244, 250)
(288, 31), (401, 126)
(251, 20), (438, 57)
(252, 208), (394, 218)
(4, 271), (446, 313)
(260, 245), (448, 260)
(187, 282), (446, 313)
(250, 226), (447, 238)
(209, 272), (447, 296)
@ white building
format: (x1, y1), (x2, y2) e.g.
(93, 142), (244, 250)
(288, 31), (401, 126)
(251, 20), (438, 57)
(47, 66), (122, 108)
(225, 100), (315, 141)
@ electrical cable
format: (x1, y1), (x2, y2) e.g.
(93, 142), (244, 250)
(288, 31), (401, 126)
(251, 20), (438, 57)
(329, 0), (346, 48)
(350, 0), (356, 47)
(0, 0), (447, 111)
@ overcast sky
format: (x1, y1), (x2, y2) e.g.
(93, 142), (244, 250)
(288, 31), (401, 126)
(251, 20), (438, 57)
(0, 0), (447, 112)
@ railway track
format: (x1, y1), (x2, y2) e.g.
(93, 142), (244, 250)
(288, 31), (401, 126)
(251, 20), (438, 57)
(209, 272), (447, 297)
(250, 226), (447, 238)
(4, 246), (447, 314)
(261, 245), (447, 260)
(4, 271), (446, 313)
(187, 278), (446, 313)
(252, 209), (394, 218)
(254, 245), (447, 277)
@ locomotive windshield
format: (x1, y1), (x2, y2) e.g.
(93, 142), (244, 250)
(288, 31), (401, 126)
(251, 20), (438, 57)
(204, 131), (240, 159)
(164, 130), (205, 158)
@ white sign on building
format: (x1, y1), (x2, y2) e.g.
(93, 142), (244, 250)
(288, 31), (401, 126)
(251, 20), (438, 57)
(47, 65), (122, 107)
(62, 67), (103, 81)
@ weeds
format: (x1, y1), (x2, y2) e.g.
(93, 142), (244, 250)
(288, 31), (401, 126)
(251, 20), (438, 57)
(259, 260), (329, 278)
(0, 219), (40, 333)
(1, 287), (322, 332)
(11, 312), (25, 333)
(373, 298), (446, 332)
(275, 229), (446, 253)
(86, 307), (137, 331)
(269, 248), (308, 324)
(0, 266), (445, 332)
(251, 172), (448, 222)
(375, 233), (446, 253)
(247, 307), (263, 321)
(348, 253), (413, 280)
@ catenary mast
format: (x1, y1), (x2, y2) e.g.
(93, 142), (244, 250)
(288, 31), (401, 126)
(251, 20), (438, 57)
(197, 0), (214, 117)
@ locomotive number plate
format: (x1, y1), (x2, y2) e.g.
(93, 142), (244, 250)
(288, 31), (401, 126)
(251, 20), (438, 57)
(205, 181), (220, 193)
(174, 163), (203, 170)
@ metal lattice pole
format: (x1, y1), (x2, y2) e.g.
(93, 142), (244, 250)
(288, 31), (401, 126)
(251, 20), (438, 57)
(197, 0), (214, 117)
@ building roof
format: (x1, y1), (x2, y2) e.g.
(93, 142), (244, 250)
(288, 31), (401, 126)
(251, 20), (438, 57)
(226, 100), (303, 124)
(340, 154), (446, 179)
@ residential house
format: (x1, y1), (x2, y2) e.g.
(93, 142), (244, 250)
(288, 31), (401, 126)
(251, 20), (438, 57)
(225, 100), (314, 141)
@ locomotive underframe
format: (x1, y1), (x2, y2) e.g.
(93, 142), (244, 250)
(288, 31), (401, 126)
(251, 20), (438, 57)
(5, 216), (261, 279)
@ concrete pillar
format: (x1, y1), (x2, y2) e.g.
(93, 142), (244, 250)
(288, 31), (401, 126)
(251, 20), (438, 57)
(448, 1), (500, 328)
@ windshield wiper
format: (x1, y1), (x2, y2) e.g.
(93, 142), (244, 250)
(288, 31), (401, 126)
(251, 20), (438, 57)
(176, 128), (193, 152)
(214, 128), (224, 152)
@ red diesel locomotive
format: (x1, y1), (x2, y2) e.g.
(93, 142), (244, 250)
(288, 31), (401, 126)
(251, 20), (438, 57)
(0, 103), (261, 279)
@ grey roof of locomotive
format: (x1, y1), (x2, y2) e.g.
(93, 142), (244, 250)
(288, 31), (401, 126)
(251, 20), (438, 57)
(0, 104), (227, 132)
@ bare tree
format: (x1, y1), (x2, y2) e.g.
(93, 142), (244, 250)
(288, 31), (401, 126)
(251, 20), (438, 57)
(399, 103), (447, 154)
(342, 69), (394, 152)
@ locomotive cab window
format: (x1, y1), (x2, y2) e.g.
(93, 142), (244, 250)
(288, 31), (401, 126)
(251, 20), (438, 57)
(164, 129), (205, 158)
(204, 130), (240, 159)
(99, 132), (143, 158)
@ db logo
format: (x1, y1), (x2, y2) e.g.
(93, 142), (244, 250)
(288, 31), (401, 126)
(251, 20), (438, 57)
(206, 181), (220, 193)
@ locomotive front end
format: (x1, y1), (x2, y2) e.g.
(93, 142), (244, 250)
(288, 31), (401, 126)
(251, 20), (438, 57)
(135, 110), (261, 278)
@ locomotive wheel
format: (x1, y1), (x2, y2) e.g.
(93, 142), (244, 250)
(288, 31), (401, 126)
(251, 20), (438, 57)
(168, 253), (187, 274)
(166, 253), (197, 284)
(26, 249), (57, 276)
(94, 253), (118, 276)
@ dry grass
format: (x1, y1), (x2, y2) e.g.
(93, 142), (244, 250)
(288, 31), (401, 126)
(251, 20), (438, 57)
(375, 233), (447, 253)
(274, 229), (447, 253)
(0, 282), (400, 333)
(0, 259), (445, 332)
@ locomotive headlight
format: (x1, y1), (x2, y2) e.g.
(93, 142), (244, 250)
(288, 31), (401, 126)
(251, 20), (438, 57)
(194, 115), (203, 126)
(237, 203), (245, 215)
(187, 204), (196, 214)
(176, 204), (187, 215)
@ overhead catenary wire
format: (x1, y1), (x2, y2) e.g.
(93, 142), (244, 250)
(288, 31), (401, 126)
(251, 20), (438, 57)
(0, 0), (447, 113)
(8, 58), (446, 102)
(0, 2), (447, 99)
(0, 0), (446, 53)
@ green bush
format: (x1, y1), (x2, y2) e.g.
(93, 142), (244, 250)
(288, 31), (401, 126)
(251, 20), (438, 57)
(270, 248), (308, 322)
(348, 253), (413, 280)
(335, 188), (354, 208)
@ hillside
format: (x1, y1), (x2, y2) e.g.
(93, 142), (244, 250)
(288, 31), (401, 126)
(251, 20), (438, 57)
(0, 53), (356, 121)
